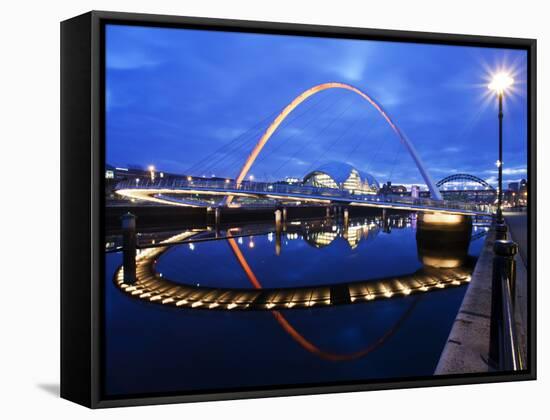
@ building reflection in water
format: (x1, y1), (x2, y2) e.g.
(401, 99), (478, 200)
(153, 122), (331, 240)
(113, 212), (478, 312)
(109, 211), (484, 366)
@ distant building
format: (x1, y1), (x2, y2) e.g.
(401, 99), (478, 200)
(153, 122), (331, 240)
(104, 164), (207, 202)
(379, 181), (407, 195)
(302, 162), (379, 194)
(508, 179), (527, 192)
(411, 185), (420, 199)
(505, 179), (528, 207)
(284, 177), (301, 184)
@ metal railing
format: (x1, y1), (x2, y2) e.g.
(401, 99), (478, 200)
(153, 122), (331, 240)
(115, 178), (491, 213)
(489, 239), (525, 371)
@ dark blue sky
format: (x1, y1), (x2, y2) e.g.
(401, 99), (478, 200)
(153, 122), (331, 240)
(106, 24), (528, 189)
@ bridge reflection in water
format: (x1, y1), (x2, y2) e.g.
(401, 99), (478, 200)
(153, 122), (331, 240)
(114, 215), (475, 311)
(110, 213), (482, 363)
(105, 213), (488, 394)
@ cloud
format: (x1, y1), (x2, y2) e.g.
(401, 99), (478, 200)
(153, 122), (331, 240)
(484, 166), (527, 176)
(107, 50), (162, 70)
(442, 146), (461, 153)
(327, 42), (373, 82)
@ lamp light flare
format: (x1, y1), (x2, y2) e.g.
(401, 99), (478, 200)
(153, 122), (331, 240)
(488, 72), (514, 93)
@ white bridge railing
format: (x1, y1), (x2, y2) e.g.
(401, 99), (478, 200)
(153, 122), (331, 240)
(116, 178), (492, 214)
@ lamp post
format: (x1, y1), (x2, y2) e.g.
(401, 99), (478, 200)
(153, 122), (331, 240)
(148, 165), (156, 182)
(488, 73), (514, 224)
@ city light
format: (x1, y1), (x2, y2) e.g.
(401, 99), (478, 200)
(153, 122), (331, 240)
(488, 72), (514, 94)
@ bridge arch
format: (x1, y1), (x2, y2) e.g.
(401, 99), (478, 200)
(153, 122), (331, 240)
(436, 173), (495, 191)
(229, 82), (442, 202)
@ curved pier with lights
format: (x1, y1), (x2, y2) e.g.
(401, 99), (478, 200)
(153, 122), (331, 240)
(114, 229), (473, 311)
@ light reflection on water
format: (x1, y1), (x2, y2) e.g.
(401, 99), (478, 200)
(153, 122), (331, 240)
(104, 214), (485, 397)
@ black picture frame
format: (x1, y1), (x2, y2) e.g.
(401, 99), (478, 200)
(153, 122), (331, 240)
(60, 10), (537, 408)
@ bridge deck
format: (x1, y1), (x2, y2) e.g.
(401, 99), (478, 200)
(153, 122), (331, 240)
(116, 179), (492, 216)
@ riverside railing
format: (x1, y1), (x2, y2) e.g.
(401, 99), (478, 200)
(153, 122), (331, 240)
(115, 178), (489, 213)
(489, 239), (525, 371)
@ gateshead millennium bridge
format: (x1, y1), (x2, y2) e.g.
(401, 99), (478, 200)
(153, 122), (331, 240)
(114, 82), (492, 217)
(116, 177), (489, 216)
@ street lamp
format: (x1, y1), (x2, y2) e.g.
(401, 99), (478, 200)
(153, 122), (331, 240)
(148, 165), (156, 182)
(488, 72), (514, 223)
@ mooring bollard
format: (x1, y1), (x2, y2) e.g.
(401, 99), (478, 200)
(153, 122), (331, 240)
(275, 209), (282, 230)
(274, 209), (282, 256)
(214, 207), (221, 234)
(489, 239), (519, 369)
(495, 222), (508, 240)
(121, 212), (137, 284)
(494, 239), (518, 304)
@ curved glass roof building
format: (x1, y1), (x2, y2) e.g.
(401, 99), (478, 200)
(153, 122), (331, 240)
(303, 162), (379, 194)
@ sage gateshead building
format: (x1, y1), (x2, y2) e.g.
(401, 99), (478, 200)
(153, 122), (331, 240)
(302, 162), (379, 195)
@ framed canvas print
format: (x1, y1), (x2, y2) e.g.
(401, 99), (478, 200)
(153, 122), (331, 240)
(60, 10), (536, 408)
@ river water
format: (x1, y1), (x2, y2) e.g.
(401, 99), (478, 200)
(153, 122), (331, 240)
(104, 214), (486, 397)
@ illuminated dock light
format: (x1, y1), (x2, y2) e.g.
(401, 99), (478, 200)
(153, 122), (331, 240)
(421, 213), (464, 225)
(113, 228), (472, 313)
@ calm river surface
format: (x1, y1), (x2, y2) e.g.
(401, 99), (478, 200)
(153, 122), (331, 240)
(104, 214), (485, 397)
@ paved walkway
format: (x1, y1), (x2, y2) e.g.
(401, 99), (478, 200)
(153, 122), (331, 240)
(435, 231), (495, 374)
(435, 215), (530, 374)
